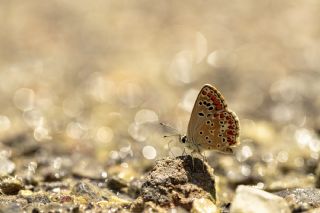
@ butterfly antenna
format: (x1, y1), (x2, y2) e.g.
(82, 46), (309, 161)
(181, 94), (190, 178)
(163, 134), (180, 138)
(160, 122), (179, 133)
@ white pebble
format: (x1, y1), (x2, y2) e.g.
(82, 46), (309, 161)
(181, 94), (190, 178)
(230, 185), (290, 213)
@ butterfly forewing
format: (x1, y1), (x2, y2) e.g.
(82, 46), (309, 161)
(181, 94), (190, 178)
(187, 84), (240, 153)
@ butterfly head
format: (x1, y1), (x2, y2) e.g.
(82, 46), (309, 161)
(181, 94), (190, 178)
(180, 135), (188, 144)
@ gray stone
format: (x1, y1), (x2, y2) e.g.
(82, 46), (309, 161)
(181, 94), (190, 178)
(230, 185), (290, 213)
(275, 188), (320, 212)
(0, 176), (24, 195)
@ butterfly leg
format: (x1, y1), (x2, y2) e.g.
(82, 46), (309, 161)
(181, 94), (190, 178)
(167, 139), (176, 158)
(163, 134), (181, 138)
(181, 147), (187, 156)
(190, 150), (197, 171)
(200, 152), (207, 172)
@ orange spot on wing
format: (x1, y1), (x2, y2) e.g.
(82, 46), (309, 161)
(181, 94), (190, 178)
(227, 130), (234, 135)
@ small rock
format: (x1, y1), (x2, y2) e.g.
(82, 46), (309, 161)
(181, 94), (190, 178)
(0, 202), (23, 213)
(74, 196), (88, 205)
(71, 181), (102, 201)
(24, 193), (51, 204)
(275, 188), (320, 212)
(138, 155), (216, 210)
(230, 185), (290, 213)
(46, 192), (74, 204)
(191, 198), (218, 213)
(59, 194), (74, 203)
(19, 189), (33, 197)
(0, 176), (24, 195)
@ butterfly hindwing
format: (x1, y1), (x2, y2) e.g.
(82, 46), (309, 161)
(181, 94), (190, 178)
(187, 84), (240, 153)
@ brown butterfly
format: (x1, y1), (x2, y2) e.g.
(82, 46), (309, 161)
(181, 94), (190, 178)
(179, 84), (240, 155)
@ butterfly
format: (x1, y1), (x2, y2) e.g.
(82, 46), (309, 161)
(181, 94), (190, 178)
(179, 84), (240, 155)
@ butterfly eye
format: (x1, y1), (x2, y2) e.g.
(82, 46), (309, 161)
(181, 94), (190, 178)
(181, 136), (187, 143)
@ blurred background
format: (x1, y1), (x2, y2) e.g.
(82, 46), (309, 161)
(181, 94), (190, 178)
(1, 0), (320, 195)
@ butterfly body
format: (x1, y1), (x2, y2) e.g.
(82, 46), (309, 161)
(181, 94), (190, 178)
(181, 84), (240, 154)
